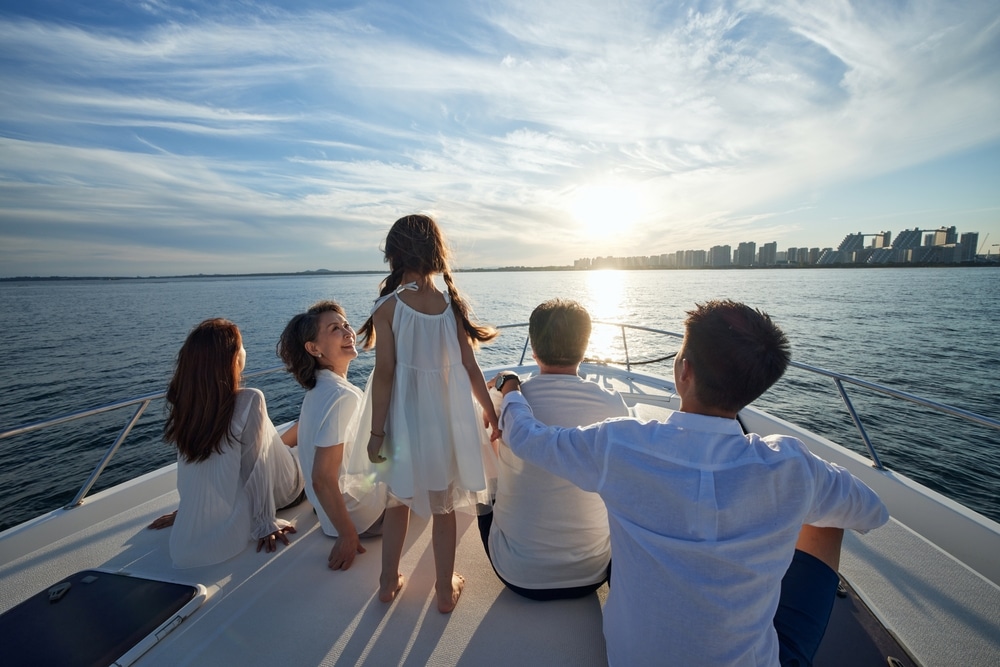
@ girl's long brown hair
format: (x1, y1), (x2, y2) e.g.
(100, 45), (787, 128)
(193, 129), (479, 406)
(164, 318), (243, 463)
(357, 214), (498, 349)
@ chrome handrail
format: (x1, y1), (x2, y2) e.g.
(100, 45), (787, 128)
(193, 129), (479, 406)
(2, 325), (998, 511)
(0, 364), (290, 510)
(502, 321), (1000, 470)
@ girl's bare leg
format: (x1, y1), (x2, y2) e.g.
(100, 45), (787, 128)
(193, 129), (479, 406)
(432, 510), (464, 613)
(378, 504), (409, 602)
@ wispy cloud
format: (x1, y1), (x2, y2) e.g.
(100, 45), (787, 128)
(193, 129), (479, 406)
(0, 0), (998, 276)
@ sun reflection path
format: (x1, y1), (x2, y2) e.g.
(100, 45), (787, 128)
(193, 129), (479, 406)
(582, 270), (629, 362)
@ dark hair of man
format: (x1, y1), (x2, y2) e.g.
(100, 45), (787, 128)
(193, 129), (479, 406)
(357, 214), (498, 349)
(277, 300), (347, 390)
(164, 318), (243, 463)
(529, 298), (592, 367)
(682, 300), (790, 413)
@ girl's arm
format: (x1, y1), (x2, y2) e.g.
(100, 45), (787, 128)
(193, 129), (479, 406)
(367, 300), (397, 463)
(456, 313), (499, 441)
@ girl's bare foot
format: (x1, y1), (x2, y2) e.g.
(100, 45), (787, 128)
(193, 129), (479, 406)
(378, 573), (404, 603)
(436, 573), (465, 613)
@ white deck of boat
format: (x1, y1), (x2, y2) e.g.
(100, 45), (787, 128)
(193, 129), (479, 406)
(1, 482), (610, 666)
(2, 369), (999, 666)
(3, 465), (999, 666)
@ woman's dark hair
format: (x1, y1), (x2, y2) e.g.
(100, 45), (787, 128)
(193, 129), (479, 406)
(357, 214), (497, 349)
(164, 318), (243, 463)
(682, 299), (790, 413)
(529, 299), (591, 366)
(277, 300), (347, 390)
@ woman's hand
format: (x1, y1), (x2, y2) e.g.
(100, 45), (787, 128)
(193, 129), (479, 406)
(328, 533), (366, 571)
(147, 510), (177, 530)
(257, 524), (297, 553)
(368, 433), (387, 463)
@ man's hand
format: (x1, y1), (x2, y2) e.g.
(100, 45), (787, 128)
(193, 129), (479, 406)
(492, 372), (521, 396)
(328, 533), (366, 570)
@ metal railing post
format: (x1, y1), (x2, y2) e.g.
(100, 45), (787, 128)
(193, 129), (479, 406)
(621, 325), (631, 371)
(65, 400), (151, 509)
(834, 379), (885, 470)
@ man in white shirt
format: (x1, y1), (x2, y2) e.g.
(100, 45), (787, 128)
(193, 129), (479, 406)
(495, 299), (889, 666)
(479, 299), (629, 600)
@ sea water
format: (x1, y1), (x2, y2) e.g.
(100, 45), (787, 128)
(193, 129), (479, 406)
(1, 267), (998, 531)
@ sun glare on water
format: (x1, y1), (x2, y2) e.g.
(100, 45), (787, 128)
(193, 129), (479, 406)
(582, 269), (628, 361)
(568, 182), (647, 239)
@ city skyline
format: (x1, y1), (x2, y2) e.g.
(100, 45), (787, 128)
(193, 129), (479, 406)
(1, 2), (999, 277)
(574, 224), (992, 269)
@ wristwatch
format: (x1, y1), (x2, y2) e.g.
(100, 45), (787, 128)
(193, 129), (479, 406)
(495, 372), (520, 393)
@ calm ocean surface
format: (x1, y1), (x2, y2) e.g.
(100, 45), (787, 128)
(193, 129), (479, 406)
(1, 267), (998, 531)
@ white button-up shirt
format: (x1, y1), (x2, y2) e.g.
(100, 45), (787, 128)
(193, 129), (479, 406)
(500, 392), (889, 666)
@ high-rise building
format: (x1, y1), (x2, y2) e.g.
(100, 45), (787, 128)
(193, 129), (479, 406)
(930, 226), (957, 246)
(758, 242), (777, 266)
(960, 232), (979, 261)
(736, 242), (756, 267)
(837, 233), (866, 252)
(709, 245), (732, 267)
(893, 228), (923, 249)
(871, 231), (891, 248)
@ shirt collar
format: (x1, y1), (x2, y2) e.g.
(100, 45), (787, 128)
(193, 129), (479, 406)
(317, 368), (350, 385)
(665, 410), (745, 436)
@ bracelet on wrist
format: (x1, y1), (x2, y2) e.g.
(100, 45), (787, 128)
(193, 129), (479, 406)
(370, 431), (385, 438)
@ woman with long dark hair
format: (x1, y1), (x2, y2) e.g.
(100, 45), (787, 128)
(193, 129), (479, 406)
(149, 318), (304, 568)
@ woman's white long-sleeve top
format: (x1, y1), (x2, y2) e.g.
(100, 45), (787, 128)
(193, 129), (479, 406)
(170, 388), (302, 568)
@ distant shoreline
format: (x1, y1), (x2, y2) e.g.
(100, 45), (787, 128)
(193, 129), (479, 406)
(1, 261), (996, 282)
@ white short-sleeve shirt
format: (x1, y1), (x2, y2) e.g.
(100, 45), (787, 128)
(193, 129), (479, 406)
(490, 373), (629, 588)
(297, 370), (385, 536)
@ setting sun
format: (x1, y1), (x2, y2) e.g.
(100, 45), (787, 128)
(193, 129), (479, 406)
(567, 182), (647, 238)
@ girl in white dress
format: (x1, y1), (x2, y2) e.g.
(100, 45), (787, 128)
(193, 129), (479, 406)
(357, 214), (499, 613)
(148, 319), (304, 568)
(277, 301), (386, 572)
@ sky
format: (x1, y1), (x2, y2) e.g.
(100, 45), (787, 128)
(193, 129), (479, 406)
(1, 0), (999, 277)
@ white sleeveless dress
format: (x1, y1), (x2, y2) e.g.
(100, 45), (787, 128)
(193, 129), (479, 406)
(347, 283), (492, 517)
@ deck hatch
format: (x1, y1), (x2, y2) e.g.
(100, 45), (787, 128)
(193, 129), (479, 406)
(0, 569), (206, 667)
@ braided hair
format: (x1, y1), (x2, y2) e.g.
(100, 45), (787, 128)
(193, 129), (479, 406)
(358, 214), (497, 349)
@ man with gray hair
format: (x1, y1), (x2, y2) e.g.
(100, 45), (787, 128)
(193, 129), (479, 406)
(479, 298), (629, 600)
